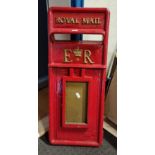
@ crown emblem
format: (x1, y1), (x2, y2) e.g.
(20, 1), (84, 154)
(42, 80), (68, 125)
(73, 47), (82, 57)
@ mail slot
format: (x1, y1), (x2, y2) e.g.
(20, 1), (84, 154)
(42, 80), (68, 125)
(48, 7), (110, 147)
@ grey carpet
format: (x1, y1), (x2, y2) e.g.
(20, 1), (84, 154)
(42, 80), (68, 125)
(38, 131), (117, 155)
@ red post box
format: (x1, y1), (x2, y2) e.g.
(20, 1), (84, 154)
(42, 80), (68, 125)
(48, 7), (110, 147)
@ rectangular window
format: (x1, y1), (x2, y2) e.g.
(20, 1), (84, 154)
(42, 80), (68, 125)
(65, 82), (88, 124)
(53, 34), (103, 41)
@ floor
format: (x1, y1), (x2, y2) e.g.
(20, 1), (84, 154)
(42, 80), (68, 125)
(38, 131), (117, 155)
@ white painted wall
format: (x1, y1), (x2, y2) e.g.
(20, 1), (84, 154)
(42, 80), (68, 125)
(48, 0), (117, 68)
(84, 0), (117, 67)
(48, 0), (70, 7)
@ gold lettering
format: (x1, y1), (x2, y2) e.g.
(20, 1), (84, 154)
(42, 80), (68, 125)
(56, 17), (101, 25)
(82, 18), (89, 24)
(56, 17), (79, 24)
(75, 18), (79, 24)
(70, 18), (78, 24)
(82, 18), (101, 25)
(96, 18), (101, 24)
(90, 18), (94, 24)
(56, 17), (63, 24)
(70, 18), (74, 23)
(64, 49), (73, 63)
(66, 18), (70, 23)
(84, 50), (94, 64)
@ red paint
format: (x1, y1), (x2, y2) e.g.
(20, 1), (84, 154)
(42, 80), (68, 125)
(48, 7), (110, 147)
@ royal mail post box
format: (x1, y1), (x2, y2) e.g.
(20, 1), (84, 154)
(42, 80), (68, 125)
(48, 7), (110, 147)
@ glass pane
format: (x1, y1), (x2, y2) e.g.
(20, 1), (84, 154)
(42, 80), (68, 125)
(65, 82), (88, 124)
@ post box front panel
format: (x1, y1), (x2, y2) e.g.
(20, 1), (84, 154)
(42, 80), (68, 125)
(48, 7), (110, 146)
(49, 7), (106, 30)
(49, 42), (103, 65)
(53, 12), (105, 29)
(49, 67), (102, 145)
